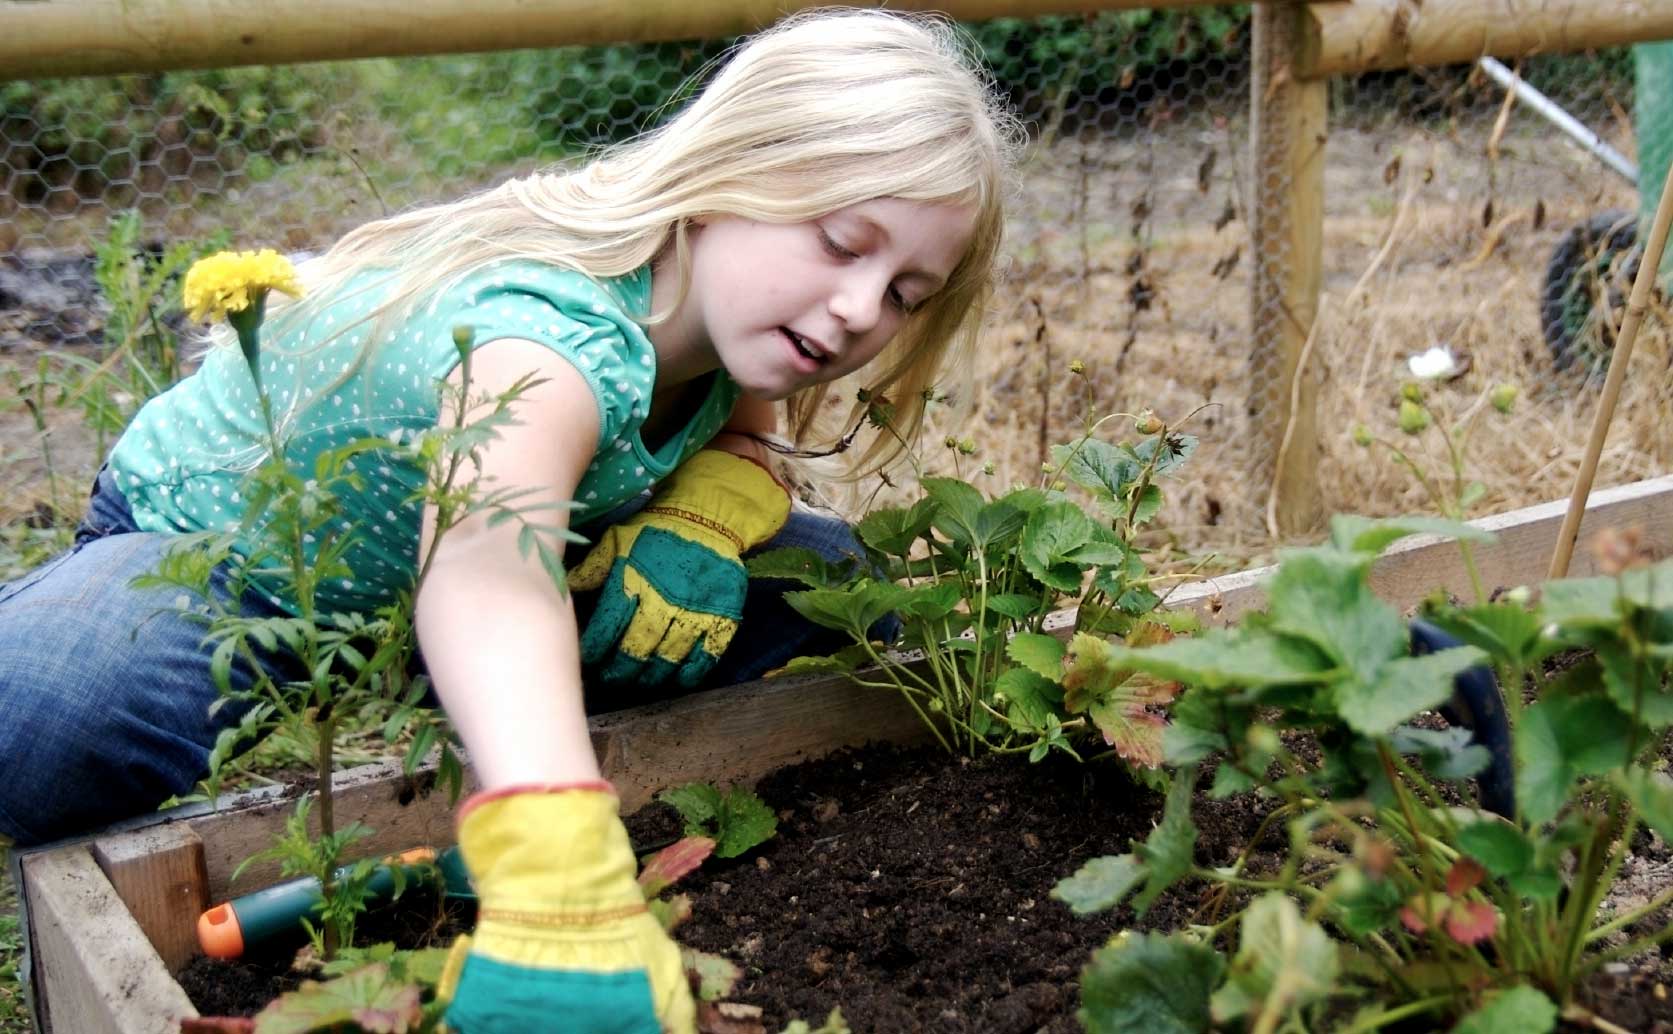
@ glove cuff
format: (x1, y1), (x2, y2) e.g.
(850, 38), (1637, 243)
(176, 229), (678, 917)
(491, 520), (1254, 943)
(656, 449), (791, 551)
(457, 782), (615, 823)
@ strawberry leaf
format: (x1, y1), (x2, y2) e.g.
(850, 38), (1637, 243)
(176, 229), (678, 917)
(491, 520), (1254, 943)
(638, 836), (716, 898)
(1444, 900), (1499, 946)
(251, 963), (422, 1034)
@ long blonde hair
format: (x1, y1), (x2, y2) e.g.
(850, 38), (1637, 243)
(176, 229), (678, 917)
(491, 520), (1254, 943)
(270, 7), (1021, 480)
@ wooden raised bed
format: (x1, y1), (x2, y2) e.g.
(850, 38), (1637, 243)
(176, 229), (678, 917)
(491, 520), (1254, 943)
(15, 474), (1673, 1034)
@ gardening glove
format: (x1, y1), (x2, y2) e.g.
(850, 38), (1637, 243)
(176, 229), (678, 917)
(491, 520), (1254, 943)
(439, 786), (695, 1034)
(569, 449), (790, 690)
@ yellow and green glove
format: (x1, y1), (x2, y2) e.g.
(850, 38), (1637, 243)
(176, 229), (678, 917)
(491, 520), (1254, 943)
(439, 786), (694, 1034)
(568, 449), (790, 690)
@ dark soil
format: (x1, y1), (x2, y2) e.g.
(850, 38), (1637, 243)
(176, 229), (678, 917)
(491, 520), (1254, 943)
(656, 744), (1264, 1034)
(178, 739), (1673, 1033)
(178, 742), (1266, 1030)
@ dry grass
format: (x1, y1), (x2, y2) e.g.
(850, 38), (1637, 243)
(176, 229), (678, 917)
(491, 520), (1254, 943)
(3, 114), (1668, 578)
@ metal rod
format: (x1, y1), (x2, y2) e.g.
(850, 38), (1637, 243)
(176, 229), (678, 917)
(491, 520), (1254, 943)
(1547, 160), (1673, 579)
(1476, 57), (1638, 186)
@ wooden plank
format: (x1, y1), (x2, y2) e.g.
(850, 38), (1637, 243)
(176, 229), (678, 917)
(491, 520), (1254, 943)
(1299, 0), (1673, 79)
(185, 758), (476, 902)
(19, 846), (198, 1034)
(90, 825), (209, 972)
(1248, 1), (1328, 536)
(0, 0), (1241, 80)
(1056, 474), (1673, 631)
(591, 670), (931, 814)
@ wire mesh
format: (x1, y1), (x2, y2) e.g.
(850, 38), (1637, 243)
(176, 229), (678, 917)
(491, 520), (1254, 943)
(0, 9), (1657, 564)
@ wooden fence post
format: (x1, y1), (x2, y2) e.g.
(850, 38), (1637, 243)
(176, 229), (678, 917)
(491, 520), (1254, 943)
(1249, 0), (1327, 536)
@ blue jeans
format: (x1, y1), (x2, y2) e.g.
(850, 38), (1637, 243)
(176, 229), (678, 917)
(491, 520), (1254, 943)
(0, 471), (880, 846)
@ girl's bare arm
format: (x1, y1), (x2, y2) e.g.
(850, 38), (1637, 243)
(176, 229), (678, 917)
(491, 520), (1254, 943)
(415, 338), (603, 789)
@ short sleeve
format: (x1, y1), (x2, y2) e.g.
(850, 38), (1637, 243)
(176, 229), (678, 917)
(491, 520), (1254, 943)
(403, 263), (657, 450)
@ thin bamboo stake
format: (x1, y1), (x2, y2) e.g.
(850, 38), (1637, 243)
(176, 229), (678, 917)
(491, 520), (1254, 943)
(1547, 161), (1673, 579)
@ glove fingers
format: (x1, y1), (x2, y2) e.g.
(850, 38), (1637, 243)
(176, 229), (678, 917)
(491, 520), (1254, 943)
(567, 528), (627, 592)
(579, 560), (641, 666)
(676, 641), (721, 690)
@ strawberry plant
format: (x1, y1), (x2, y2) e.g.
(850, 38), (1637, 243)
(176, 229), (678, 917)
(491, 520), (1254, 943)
(754, 374), (1198, 769)
(1055, 517), (1673, 1034)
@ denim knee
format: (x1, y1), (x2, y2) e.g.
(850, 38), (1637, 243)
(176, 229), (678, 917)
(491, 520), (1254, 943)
(0, 531), (279, 845)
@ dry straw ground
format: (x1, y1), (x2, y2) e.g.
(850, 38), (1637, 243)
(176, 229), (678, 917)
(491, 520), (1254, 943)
(0, 115), (1667, 576)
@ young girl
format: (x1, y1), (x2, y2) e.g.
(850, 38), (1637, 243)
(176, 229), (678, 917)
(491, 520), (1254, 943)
(0, 8), (1018, 1031)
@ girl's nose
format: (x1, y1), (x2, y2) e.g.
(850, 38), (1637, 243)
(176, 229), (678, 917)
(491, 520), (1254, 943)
(829, 274), (884, 336)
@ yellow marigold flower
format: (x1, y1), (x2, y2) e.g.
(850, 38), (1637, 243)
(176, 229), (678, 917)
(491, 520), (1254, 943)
(183, 249), (303, 323)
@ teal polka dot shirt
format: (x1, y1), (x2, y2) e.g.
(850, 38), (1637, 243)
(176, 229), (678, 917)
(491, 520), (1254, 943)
(108, 260), (740, 616)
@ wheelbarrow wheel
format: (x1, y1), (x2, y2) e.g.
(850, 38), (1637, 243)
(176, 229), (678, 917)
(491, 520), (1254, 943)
(1540, 209), (1639, 376)
(1410, 619), (1515, 818)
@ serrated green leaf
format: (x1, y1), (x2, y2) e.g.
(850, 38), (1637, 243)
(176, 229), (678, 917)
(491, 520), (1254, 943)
(923, 476), (984, 545)
(1451, 985), (1557, 1034)
(894, 581), (963, 622)
(745, 546), (855, 588)
(1336, 647), (1485, 736)
(1021, 501), (1098, 593)
(1051, 438), (1143, 503)
(1007, 632), (1067, 680)
(658, 783), (722, 829)
(1516, 694), (1637, 825)
(1388, 725), (1490, 780)
(1332, 872), (1404, 937)
(1266, 547), (1406, 683)
(1596, 641), (1673, 727)
(1132, 773), (1197, 915)
(1616, 768), (1673, 844)
(1217, 892), (1338, 1022)
(1456, 821), (1534, 878)
(1101, 626), (1331, 691)
(714, 787), (778, 858)
(1052, 853), (1146, 915)
(251, 962), (422, 1034)
(767, 643), (875, 678)
(974, 498), (1028, 550)
(1327, 514), (1494, 556)
(1427, 603), (1547, 667)
(994, 667), (1063, 732)
(855, 498), (937, 556)
(985, 593), (1042, 620)
(1078, 931), (1223, 1034)
(1128, 483), (1164, 526)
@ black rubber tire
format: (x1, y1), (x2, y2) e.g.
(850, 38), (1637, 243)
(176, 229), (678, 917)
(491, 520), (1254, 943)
(1410, 619), (1515, 819)
(1540, 210), (1639, 375)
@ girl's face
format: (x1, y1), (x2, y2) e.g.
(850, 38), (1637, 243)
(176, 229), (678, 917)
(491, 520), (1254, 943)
(673, 198), (977, 401)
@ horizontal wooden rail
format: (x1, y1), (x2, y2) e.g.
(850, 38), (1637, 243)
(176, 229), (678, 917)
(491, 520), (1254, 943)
(1300, 0), (1673, 79)
(1, 0), (1235, 80)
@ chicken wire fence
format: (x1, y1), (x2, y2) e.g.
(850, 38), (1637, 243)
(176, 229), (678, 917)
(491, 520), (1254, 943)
(0, 8), (1651, 557)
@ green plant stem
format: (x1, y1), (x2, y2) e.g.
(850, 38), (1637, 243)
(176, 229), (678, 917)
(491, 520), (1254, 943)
(1337, 995), (1452, 1034)
(316, 708), (339, 961)
(1582, 917), (1673, 972)
(1561, 804), (1631, 984)
(1562, 1004), (1640, 1034)
(1586, 880), (1673, 944)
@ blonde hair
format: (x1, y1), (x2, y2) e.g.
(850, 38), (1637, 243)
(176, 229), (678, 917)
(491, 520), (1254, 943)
(270, 7), (1021, 481)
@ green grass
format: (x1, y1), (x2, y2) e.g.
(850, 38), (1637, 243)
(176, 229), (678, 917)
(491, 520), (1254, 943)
(1, 849), (28, 1034)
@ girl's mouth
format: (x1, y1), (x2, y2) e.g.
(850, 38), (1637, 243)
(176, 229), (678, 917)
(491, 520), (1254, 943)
(781, 327), (823, 363)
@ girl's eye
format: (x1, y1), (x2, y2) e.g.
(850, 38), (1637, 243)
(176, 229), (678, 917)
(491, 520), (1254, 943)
(888, 285), (917, 314)
(817, 227), (859, 260)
